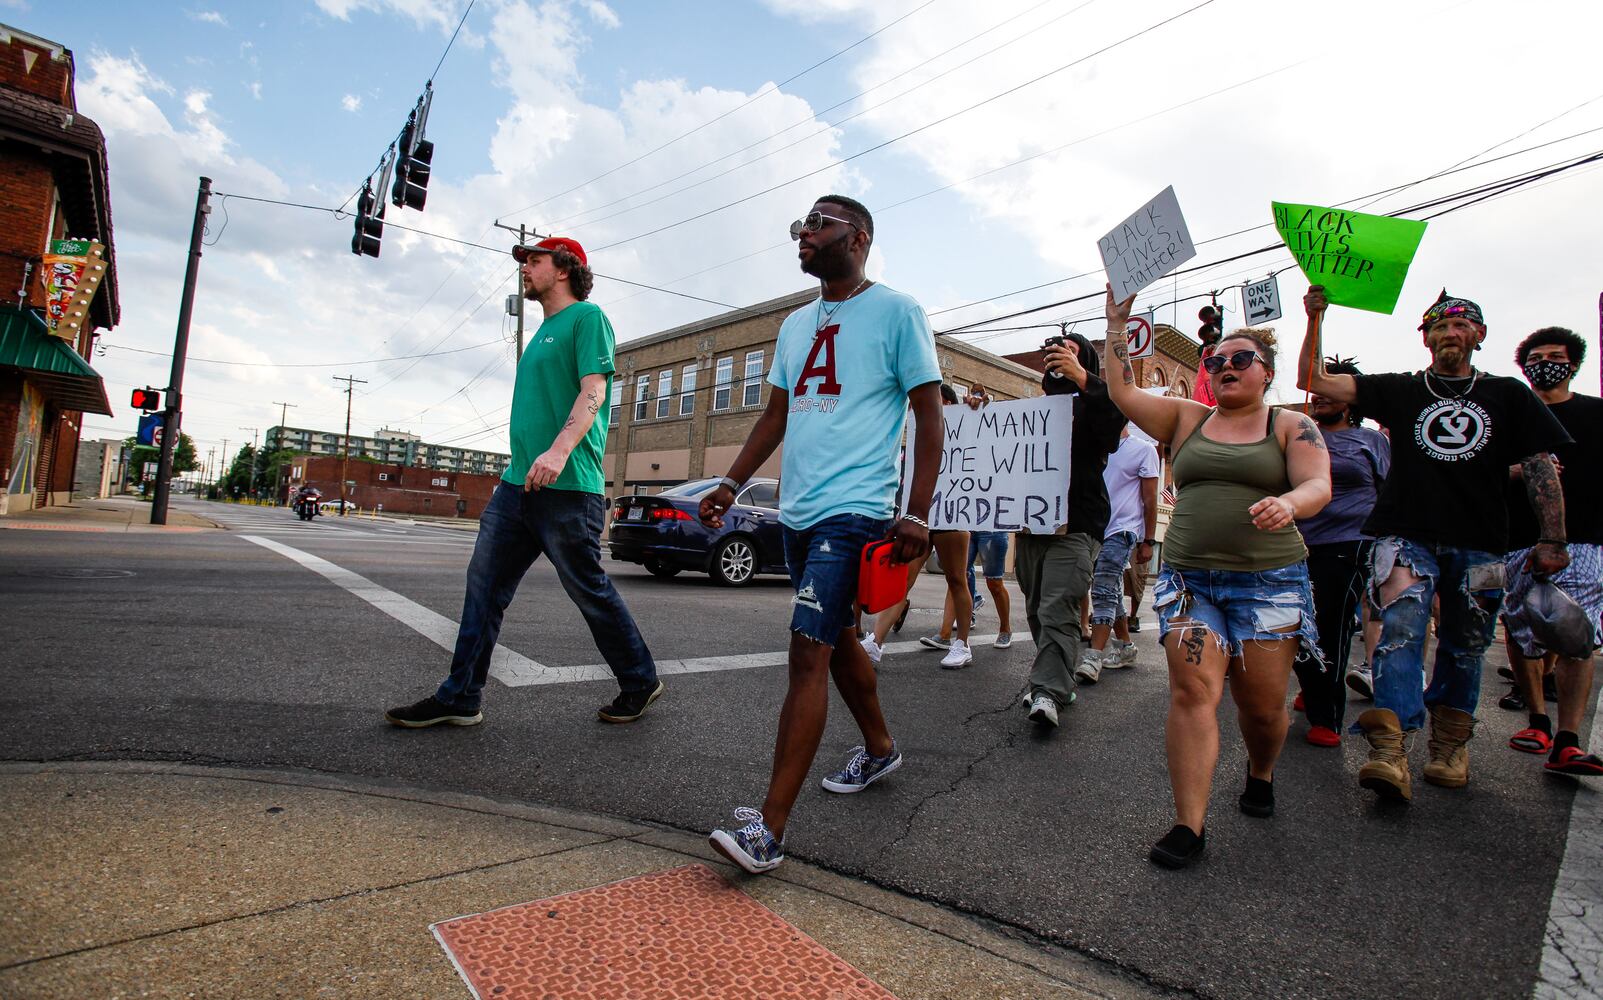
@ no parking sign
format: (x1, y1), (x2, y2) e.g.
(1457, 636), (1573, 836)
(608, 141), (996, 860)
(1126, 312), (1155, 359)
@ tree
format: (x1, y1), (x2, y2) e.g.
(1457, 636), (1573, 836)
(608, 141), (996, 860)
(119, 432), (198, 490)
(221, 444), (256, 497)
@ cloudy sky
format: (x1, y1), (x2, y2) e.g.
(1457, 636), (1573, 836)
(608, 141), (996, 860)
(9, 0), (1602, 470)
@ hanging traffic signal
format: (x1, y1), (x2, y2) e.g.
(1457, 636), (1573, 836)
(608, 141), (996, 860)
(351, 182), (383, 258)
(131, 387), (162, 411)
(1197, 302), (1222, 344)
(391, 119), (433, 211)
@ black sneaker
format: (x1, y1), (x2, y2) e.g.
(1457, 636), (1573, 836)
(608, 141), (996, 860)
(384, 696), (482, 728)
(1498, 685), (1527, 712)
(1128, 616), (1142, 633)
(598, 680), (664, 724)
(1239, 776), (1274, 818)
(1149, 824), (1206, 869)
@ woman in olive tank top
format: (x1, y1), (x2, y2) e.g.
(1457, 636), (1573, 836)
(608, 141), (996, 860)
(1103, 286), (1331, 870)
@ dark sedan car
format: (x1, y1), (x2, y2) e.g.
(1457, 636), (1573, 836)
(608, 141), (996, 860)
(608, 477), (785, 586)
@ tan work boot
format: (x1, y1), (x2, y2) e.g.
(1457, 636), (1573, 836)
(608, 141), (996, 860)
(1358, 708), (1412, 801)
(1422, 704), (1476, 788)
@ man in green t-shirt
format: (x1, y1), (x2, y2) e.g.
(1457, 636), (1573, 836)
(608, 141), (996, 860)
(385, 237), (661, 728)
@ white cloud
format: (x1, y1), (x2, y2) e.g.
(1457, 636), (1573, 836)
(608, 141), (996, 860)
(341, 94), (363, 112)
(249, 81), (262, 100)
(581, 0), (619, 29)
(191, 10), (227, 26)
(313, 0), (458, 29)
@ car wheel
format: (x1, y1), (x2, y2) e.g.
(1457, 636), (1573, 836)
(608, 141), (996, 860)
(710, 536), (757, 586)
(643, 558), (681, 579)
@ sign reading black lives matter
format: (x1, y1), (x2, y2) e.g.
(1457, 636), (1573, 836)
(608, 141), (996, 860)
(1099, 185), (1197, 301)
(901, 397), (1073, 533)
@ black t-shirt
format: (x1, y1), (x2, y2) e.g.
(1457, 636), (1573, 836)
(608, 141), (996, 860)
(1506, 393), (1603, 549)
(1354, 371), (1570, 553)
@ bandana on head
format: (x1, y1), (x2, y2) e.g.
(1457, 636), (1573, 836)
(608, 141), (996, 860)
(1419, 288), (1484, 332)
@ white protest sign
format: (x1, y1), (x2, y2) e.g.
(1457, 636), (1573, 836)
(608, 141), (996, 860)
(1098, 185), (1197, 301)
(1243, 275), (1282, 323)
(1126, 311), (1155, 359)
(902, 396), (1073, 533)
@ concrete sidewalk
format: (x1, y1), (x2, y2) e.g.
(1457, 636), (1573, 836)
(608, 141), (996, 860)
(0, 496), (219, 532)
(0, 762), (1166, 1000)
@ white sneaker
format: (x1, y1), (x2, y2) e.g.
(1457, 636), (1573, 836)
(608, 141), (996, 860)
(1028, 694), (1059, 727)
(1345, 664), (1373, 700)
(860, 636), (882, 664)
(994, 632), (1013, 649)
(940, 639), (973, 669)
(1108, 639), (1138, 668)
(1074, 648), (1104, 685)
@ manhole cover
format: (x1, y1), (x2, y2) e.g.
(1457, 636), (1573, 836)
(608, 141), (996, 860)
(28, 568), (135, 579)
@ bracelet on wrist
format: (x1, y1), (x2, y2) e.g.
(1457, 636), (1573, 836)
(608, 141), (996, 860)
(901, 514), (929, 529)
(1142, 538), (1157, 546)
(1537, 537), (1569, 547)
(718, 475), (741, 493)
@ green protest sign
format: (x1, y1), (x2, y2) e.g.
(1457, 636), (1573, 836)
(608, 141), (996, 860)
(1271, 202), (1427, 314)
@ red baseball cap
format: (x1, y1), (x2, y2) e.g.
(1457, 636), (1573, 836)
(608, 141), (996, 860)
(512, 236), (587, 266)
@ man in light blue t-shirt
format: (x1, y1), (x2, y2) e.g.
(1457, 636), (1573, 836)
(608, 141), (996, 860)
(699, 195), (943, 874)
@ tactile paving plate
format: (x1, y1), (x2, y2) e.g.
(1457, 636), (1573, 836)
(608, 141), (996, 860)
(431, 863), (897, 999)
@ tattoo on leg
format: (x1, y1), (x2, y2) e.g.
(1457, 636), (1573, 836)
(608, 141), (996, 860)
(1181, 629), (1205, 665)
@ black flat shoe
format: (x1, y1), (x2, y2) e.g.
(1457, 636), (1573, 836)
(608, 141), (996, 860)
(1239, 776), (1274, 818)
(1149, 824), (1206, 869)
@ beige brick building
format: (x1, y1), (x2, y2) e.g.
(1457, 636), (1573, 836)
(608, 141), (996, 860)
(605, 289), (1045, 494)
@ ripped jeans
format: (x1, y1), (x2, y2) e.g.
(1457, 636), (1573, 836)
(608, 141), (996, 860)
(1152, 561), (1320, 662)
(1364, 536), (1502, 732)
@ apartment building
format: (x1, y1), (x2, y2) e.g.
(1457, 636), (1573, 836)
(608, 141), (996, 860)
(266, 424), (510, 476)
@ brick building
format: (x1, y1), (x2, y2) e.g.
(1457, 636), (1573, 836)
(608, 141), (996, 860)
(606, 289), (1044, 495)
(283, 455), (501, 518)
(0, 23), (116, 515)
(71, 435), (118, 499)
(1002, 323), (1202, 396)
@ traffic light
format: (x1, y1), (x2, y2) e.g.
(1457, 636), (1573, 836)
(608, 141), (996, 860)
(391, 117), (433, 211)
(351, 181), (383, 258)
(131, 387), (161, 411)
(1197, 303), (1222, 345)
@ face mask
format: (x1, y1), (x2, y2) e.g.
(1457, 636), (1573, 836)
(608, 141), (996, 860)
(1523, 359), (1571, 391)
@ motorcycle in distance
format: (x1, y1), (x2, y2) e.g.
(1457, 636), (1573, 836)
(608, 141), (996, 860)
(292, 488), (323, 521)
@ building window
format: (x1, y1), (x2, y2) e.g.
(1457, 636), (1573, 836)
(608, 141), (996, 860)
(634, 374), (650, 421)
(714, 356), (733, 411)
(656, 369), (673, 419)
(742, 350), (764, 407)
(680, 364), (696, 416)
(609, 382), (622, 426)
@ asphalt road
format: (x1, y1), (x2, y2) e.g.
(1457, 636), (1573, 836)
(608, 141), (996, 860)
(1, 497), (1595, 1000)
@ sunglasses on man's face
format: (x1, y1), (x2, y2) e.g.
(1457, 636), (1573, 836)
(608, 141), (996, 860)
(1201, 349), (1266, 375)
(789, 211), (859, 241)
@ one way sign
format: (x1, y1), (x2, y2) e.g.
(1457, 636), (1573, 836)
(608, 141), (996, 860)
(1243, 275), (1282, 323)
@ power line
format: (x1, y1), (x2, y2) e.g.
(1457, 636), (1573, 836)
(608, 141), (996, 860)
(499, 0), (939, 220)
(587, 0), (1219, 254)
(430, 0), (475, 83)
(101, 339), (502, 369)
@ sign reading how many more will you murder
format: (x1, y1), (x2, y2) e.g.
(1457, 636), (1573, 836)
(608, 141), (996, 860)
(901, 396), (1073, 533)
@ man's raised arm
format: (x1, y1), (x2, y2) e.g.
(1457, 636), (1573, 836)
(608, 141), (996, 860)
(1297, 285), (1358, 403)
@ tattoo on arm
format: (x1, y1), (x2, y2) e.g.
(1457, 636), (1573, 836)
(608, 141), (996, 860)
(563, 416), (576, 430)
(1110, 335), (1134, 385)
(584, 388), (601, 416)
(1522, 453), (1566, 539)
(1294, 416), (1327, 450)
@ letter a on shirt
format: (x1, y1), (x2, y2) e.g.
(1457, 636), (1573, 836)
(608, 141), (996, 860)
(794, 325), (842, 396)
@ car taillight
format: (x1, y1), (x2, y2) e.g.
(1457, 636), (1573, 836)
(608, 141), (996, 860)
(649, 507), (692, 521)
(612, 506), (625, 522)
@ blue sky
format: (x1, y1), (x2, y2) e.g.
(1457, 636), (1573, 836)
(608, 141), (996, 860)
(6, 0), (1601, 465)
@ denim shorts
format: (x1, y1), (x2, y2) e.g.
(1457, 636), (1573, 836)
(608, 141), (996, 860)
(970, 530), (1010, 579)
(1503, 542), (1603, 657)
(1152, 561), (1321, 665)
(783, 514), (894, 647)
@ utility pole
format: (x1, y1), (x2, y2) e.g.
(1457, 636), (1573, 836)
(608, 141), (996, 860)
(219, 437), (230, 498)
(333, 375), (367, 516)
(493, 219), (531, 358)
(204, 447), (215, 493)
(239, 426), (258, 499)
(152, 176), (211, 525)
(270, 401), (296, 504)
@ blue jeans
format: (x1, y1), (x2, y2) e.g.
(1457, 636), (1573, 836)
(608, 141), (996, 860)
(436, 482), (656, 709)
(1153, 561), (1320, 661)
(783, 514), (893, 646)
(1363, 536), (1502, 732)
(967, 531), (1008, 600)
(1090, 530), (1138, 626)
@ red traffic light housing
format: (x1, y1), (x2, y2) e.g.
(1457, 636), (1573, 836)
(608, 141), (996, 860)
(131, 387), (162, 411)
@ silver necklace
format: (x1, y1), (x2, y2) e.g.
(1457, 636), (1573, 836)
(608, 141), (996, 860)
(1422, 367), (1481, 417)
(816, 277), (869, 335)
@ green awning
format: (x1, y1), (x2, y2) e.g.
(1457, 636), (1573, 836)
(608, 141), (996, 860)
(0, 305), (112, 415)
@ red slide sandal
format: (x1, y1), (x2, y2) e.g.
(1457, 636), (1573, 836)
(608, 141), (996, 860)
(1509, 728), (1553, 754)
